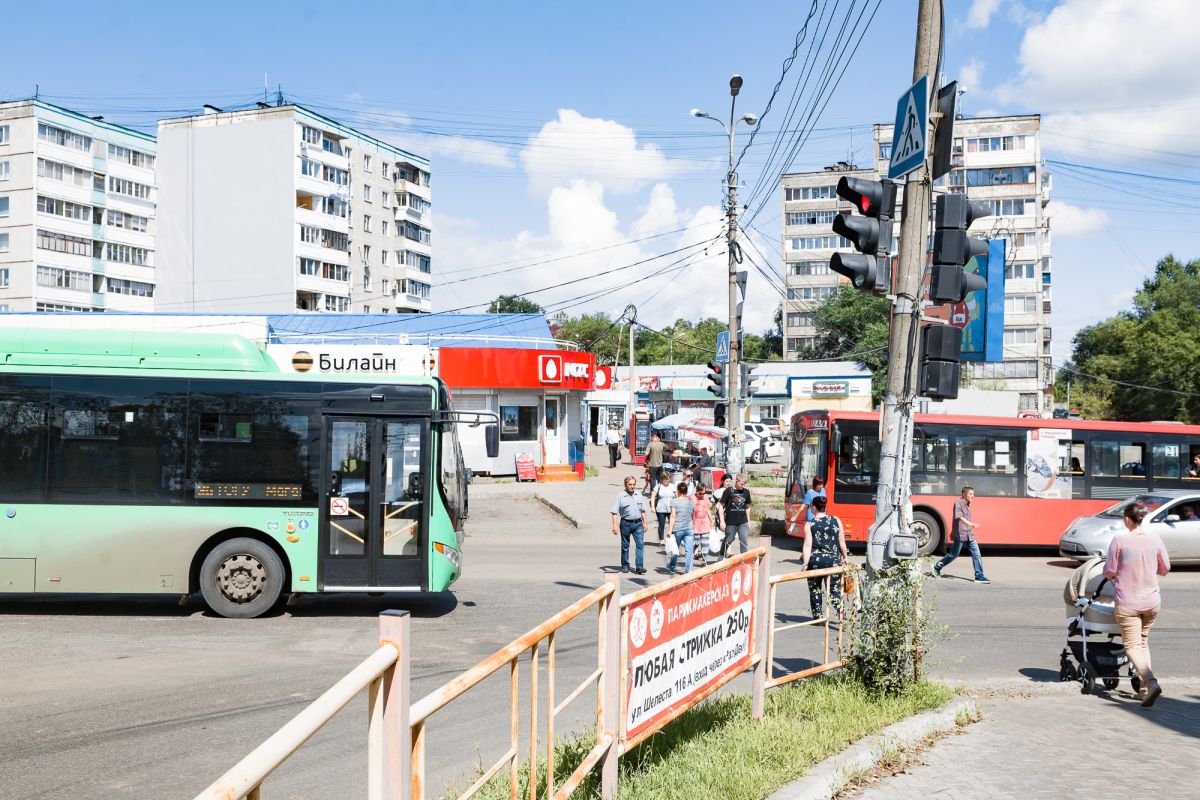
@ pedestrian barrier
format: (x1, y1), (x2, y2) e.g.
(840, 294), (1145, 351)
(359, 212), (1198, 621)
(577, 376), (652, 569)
(764, 564), (856, 688)
(192, 537), (857, 800)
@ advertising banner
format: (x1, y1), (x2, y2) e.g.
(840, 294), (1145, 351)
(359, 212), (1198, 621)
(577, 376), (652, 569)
(623, 560), (757, 740)
(1025, 428), (1072, 499)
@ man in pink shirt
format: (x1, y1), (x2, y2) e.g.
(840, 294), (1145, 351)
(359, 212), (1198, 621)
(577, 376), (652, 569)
(1103, 501), (1171, 707)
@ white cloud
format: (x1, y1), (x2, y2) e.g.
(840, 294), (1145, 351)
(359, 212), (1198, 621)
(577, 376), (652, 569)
(415, 135), (515, 169)
(958, 58), (986, 96)
(520, 109), (707, 196)
(1045, 201), (1109, 237)
(964, 0), (1001, 29)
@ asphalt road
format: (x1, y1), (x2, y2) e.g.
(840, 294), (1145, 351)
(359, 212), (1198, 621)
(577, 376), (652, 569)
(2, 480), (1198, 799)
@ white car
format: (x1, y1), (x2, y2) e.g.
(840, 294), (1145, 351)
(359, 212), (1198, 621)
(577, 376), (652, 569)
(741, 431), (782, 464)
(744, 422), (774, 440)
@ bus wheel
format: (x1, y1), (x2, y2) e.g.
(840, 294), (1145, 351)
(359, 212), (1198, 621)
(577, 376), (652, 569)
(911, 511), (942, 557)
(199, 538), (285, 619)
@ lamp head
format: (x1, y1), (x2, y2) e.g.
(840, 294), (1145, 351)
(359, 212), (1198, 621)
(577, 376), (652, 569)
(690, 108), (705, 118)
(729, 74), (743, 96)
(741, 113), (758, 126)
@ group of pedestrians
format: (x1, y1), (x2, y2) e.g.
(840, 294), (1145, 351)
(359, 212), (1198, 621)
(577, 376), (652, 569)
(610, 471), (754, 575)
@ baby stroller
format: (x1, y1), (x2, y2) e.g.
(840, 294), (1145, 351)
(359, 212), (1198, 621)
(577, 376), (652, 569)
(1059, 556), (1140, 695)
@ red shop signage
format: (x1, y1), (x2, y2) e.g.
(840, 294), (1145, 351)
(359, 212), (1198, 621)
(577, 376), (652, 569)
(438, 348), (597, 390)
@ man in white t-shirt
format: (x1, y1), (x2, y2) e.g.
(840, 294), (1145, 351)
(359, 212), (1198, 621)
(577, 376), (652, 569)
(604, 425), (621, 468)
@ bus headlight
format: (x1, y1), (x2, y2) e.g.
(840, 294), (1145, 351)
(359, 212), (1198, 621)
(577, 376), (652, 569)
(434, 541), (461, 570)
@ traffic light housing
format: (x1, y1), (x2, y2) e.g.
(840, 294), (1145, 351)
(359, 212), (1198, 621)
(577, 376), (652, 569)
(713, 403), (727, 429)
(829, 176), (897, 293)
(929, 193), (991, 303)
(918, 325), (964, 400)
(705, 361), (726, 399)
(739, 362), (762, 399)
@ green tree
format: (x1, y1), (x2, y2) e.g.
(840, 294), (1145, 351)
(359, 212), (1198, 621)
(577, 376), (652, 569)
(801, 287), (890, 403)
(487, 294), (544, 314)
(1060, 255), (1200, 422)
(553, 312), (628, 365)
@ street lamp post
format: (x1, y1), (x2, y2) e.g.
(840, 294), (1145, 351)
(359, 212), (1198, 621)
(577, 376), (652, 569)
(691, 75), (758, 478)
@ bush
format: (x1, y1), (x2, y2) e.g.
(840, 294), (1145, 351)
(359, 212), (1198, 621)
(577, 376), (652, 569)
(845, 561), (940, 696)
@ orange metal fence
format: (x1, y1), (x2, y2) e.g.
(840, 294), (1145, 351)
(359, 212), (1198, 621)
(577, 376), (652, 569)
(193, 537), (855, 800)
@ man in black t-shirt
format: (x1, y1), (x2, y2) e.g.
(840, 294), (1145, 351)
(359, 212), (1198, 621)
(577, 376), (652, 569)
(720, 474), (753, 556)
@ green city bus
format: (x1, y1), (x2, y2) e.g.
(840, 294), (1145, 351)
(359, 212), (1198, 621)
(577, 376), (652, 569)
(0, 328), (497, 617)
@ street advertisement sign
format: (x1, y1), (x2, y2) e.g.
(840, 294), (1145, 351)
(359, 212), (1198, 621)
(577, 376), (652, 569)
(514, 453), (538, 482)
(1026, 428), (1073, 499)
(623, 560), (756, 740)
(923, 238), (1006, 362)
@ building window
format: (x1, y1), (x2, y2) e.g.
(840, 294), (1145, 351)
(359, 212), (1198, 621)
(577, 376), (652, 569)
(105, 277), (154, 297)
(37, 266), (91, 291)
(969, 360), (1038, 379)
(105, 243), (152, 267)
(949, 166), (1035, 187)
(784, 185), (837, 201)
(37, 229), (91, 256)
(106, 209), (150, 233)
(382, 191), (390, 207)
(1004, 295), (1038, 315)
(322, 165), (348, 185)
(499, 406), (538, 442)
(786, 313), (814, 328)
(36, 302), (96, 312)
(381, 220), (389, 237)
(381, 279), (391, 295)
(38, 157), (89, 186)
(363, 184), (372, 203)
(788, 235), (848, 250)
(325, 295), (350, 312)
(37, 195), (91, 221)
(362, 215), (372, 233)
(362, 304), (371, 313)
(107, 176), (152, 200)
(0, 267), (9, 287)
(0, 160), (8, 181)
(38, 123), (92, 152)
(302, 125), (322, 145)
(403, 221), (431, 244)
(107, 144), (154, 169)
(299, 258), (319, 276)
(965, 135), (1028, 153)
(1003, 328), (1038, 345)
(788, 260), (831, 277)
(0, 233), (7, 252)
(0, 196), (8, 217)
(300, 158), (320, 177)
(0, 125), (8, 145)
(363, 154), (372, 172)
(1005, 262), (1036, 280)
(381, 250), (389, 266)
(405, 279), (431, 299)
(787, 210), (838, 226)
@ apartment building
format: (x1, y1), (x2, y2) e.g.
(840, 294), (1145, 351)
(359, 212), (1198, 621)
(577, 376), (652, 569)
(0, 100), (157, 313)
(780, 114), (1052, 410)
(156, 104), (431, 314)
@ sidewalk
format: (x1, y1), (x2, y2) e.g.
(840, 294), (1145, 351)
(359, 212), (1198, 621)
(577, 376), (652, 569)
(850, 681), (1200, 799)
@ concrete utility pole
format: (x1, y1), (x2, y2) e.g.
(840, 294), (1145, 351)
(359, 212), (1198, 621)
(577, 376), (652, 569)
(692, 77), (758, 478)
(866, 0), (942, 572)
(626, 305), (637, 429)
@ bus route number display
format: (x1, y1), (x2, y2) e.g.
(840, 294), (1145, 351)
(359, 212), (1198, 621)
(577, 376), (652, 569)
(194, 483), (303, 500)
(623, 560), (756, 741)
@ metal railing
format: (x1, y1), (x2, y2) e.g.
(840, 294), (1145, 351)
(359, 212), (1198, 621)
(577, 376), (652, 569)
(407, 581), (619, 800)
(194, 538), (859, 800)
(765, 563), (857, 688)
(194, 610), (411, 800)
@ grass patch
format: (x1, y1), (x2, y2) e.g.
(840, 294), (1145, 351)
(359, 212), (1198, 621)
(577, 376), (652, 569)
(584, 464), (599, 477)
(748, 475), (784, 489)
(451, 674), (953, 800)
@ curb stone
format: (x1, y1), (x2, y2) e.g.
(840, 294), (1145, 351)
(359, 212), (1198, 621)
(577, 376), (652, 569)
(767, 695), (979, 800)
(533, 494), (581, 528)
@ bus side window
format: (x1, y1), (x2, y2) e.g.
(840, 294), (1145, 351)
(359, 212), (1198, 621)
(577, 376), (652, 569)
(1152, 442), (1184, 480)
(1184, 445), (1200, 479)
(1091, 439), (1147, 478)
(911, 430), (949, 495)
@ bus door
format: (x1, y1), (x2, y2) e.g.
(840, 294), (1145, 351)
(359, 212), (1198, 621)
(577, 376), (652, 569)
(321, 416), (426, 590)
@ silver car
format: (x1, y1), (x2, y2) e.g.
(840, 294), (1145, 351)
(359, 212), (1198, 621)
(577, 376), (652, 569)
(1058, 490), (1200, 564)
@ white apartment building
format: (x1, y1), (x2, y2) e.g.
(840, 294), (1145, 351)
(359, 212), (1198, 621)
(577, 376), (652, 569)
(0, 100), (158, 313)
(780, 114), (1052, 410)
(155, 104), (431, 315)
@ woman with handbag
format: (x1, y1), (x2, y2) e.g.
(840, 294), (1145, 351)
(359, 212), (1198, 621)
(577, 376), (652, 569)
(801, 495), (849, 618)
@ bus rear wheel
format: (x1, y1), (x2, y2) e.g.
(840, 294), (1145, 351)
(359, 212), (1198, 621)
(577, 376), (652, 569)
(199, 538), (285, 619)
(911, 511), (942, 557)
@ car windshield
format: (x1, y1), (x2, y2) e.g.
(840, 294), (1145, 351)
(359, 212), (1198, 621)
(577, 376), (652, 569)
(1097, 494), (1173, 518)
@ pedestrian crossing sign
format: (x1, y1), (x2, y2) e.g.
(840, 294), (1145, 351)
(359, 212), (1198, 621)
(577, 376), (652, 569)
(888, 75), (928, 179)
(715, 331), (730, 363)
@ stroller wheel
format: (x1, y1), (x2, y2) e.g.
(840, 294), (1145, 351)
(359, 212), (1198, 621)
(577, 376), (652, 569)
(1102, 678), (1120, 691)
(1058, 650), (1075, 682)
(1079, 663), (1097, 695)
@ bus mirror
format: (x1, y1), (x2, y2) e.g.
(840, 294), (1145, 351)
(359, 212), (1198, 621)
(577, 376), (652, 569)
(485, 424), (500, 458)
(831, 428), (841, 457)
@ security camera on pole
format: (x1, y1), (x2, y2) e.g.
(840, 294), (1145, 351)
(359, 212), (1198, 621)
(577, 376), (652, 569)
(691, 76), (757, 478)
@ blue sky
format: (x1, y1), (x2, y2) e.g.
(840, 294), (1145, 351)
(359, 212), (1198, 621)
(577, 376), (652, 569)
(5, 0), (1197, 366)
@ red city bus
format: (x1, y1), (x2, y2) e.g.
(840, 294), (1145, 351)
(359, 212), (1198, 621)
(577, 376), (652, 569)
(784, 409), (1200, 554)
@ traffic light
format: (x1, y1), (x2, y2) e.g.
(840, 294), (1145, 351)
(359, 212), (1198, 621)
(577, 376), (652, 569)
(740, 361), (763, 399)
(929, 193), (991, 303)
(921, 193), (994, 400)
(830, 176), (897, 293)
(713, 403), (727, 429)
(705, 361), (726, 399)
